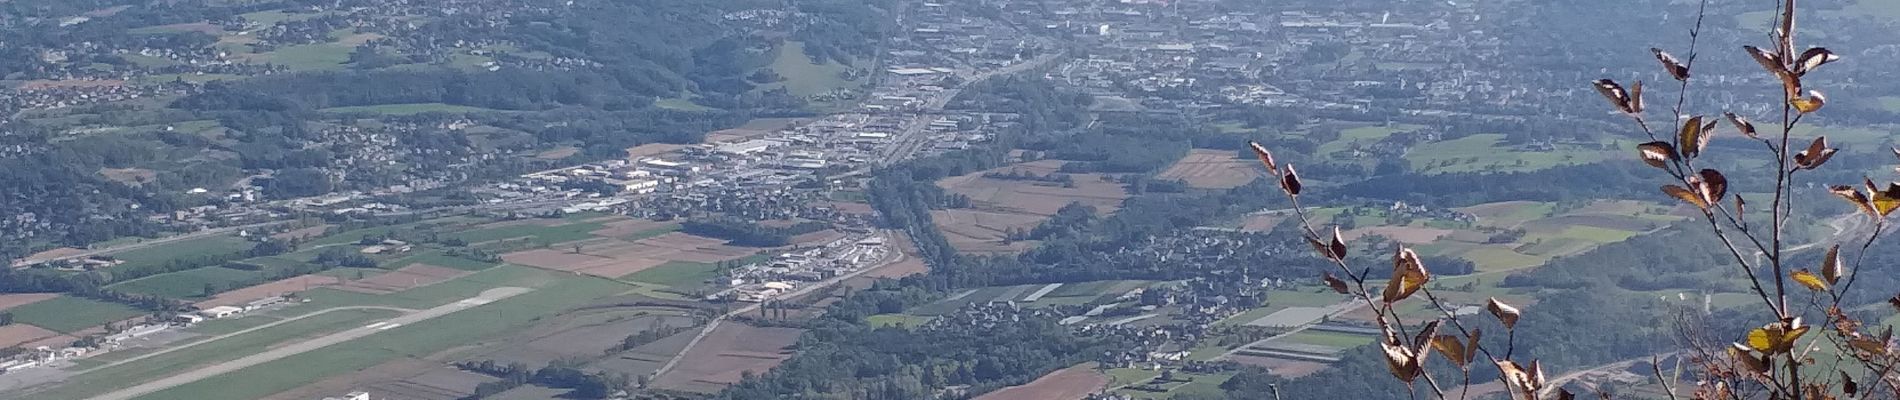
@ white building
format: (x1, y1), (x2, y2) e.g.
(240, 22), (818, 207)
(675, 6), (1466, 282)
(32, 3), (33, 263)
(199, 306), (244, 319)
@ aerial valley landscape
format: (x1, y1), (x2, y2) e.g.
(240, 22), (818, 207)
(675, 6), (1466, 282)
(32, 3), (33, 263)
(0, 0), (1897, 399)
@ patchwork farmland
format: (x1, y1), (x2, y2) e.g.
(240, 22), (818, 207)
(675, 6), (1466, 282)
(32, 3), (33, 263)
(932, 160), (1130, 254)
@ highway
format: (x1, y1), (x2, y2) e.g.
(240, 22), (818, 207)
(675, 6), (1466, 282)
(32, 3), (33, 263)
(84, 287), (530, 400)
(875, 52), (1064, 166)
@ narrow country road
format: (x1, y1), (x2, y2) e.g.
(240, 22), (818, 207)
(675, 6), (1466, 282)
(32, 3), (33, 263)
(84, 287), (530, 400)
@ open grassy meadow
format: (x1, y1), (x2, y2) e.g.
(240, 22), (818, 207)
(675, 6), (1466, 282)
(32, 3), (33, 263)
(762, 41), (857, 100)
(451, 220), (607, 245)
(109, 235), (253, 272)
(107, 266), (264, 299)
(1405, 134), (1616, 174)
(7, 296), (145, 333)
(621, 261), (721, 288)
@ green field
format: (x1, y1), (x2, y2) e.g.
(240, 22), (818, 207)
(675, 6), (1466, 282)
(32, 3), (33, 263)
(132, 274), (632, 400)
(451, 220), (607, 245)
(1880, 97), (1900, 113)
(109, 235), (254, 272)
(239, 10), (326, 26)
(319, 103), (502, 115)
(1281, 330), (1377, 349)
(108, 266), (264, 299)
(387, 251), (500, 271)
(866, 313), (934, 329)
(655, 97), (717, 111)
(762, 41), (856, 99)
(621, 261), (720, 288)
(1317, 124), (1425, 155)
(251, 43), (352, 70)
(8, 296), (145, 333)
(1104, 367), (1163, 387)
(34, 309), (399, 400)
(1405, 134), (1614, 174)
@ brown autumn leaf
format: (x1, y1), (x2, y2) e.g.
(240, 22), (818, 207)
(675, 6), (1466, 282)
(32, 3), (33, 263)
(1847, 337), (1888, 355)
(1695, 169), (1728, 205)
(1831, 185), (1878, 217)
(1281, 164), (1302, 196)
(1487, 297), (1520, 330)
(1430, 335), (1469, 368)
(1628, 80), (1645, 114)
(1247, 141), (1278, 174)
(1305, 235), (1334, 260)
(1663, 184), (1709, 209)
(1729, 344), (1769, 375)
(1465, 328), (1482, 364)
(1380, 341), (1421, 383)
(1842, 371), (1859, 396)
(1889, 294), (1900, 311)
(1792, 269), (1828, 291)
(1793, 47), (1840, 76)
(1793, 136), (1837, 170)
(1652, 48), (1690, 81)
(1742, 45), (1784, 75)
(1495, 360), (1535, 399)
(1592, 79), (1633, 114)
(1637, 141), (1677, 169)
(1678, 116), (1708, 158)
(1791, 90), (1827, 114)
(1724, 112), (1759, 139)
(1382, 248), (1430, 303)
(1328, 226), (1348, 261)
(1821, 244), (1844, 285)
(1322, 272), (1350, 294)
(1412, 320), (1442, 350)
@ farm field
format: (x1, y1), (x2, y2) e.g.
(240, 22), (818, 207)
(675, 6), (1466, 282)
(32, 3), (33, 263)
(451, 219), (608, 245)
(29, 308), (400, 400)
(973, 363), (1109, 400)
(588, 328), (699, 378)
(125, 273), (631, 400)
(1316, 123), (1428, 155)
(0, 293), (58, 311)
(456, 306), (695, 367)
(1156, 149), (1262, 189)
(0, 324), (64, 349)
(107, 266), (264, 299)
(1405, 134), (1619, 174)
(107, 235), (253, 272)
(195, 275), (345, 308)
(621, 261), (722, 289)
(260, 357), (495, 400)
(932, 160), (1129, 254)
(7, 296), (144, 333)
(651, 322), (804, 393)
(1316, 199), (1683, 273)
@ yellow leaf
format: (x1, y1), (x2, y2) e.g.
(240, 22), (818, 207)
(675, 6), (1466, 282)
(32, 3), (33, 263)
(1869, 182), (1900, 216)
(1745, 318), (1811, 354)
(1679, 116), (1706, 158)
(1793, 269), (1828, 291)
(1791, 90), (1827, 114)
(1662, 185), (1708, 209)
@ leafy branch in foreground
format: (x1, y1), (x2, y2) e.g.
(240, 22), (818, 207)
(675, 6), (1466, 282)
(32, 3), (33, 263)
(1591, 0), (1896, 398)
(1244, 1), (1897, 399)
